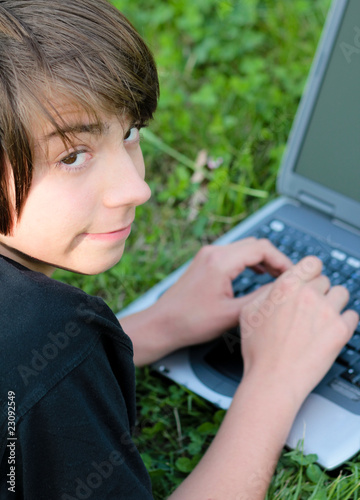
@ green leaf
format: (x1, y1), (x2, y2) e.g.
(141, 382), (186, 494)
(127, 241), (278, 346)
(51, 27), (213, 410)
(175, 457), (194, 473)
(213, 410), (226, 425)
(306, 463), (323, 484)
(140, 453), (153, 469)
(309, 490), (327, 500)
(142, 421), (166, 436)
(196, 422), (217, 435)
(285, 449), (318, 466)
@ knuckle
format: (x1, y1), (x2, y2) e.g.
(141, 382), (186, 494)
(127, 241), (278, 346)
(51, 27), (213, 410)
(323, 275), (331, 289)
(332, 318), (349, 343)
(298, 286), (317, 306)
(330, 285), (350, 309)
(275, 269), (299, 292)
(257, 238), (274, 249)
(338, 284), (350, 302)
(296, 255), (321, 277)
(244, 236), (257, 244)
(275, 274), (291, 294)
(196, 244), (220, 266)
(197, 245), (213, 259)
(338, 319), (349, 337)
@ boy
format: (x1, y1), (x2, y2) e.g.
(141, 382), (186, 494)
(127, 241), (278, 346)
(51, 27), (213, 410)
(0, 1), (357, 499)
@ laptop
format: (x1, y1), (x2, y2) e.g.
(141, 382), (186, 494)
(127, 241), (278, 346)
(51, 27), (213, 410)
(118, 0), (360, 470)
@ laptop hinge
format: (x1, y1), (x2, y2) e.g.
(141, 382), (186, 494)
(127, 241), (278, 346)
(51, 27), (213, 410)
(298, 192), (334, 216)
(332, 218), (360, 238)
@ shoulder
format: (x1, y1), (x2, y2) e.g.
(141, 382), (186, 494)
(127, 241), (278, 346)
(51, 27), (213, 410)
(0, 255), (121, 333)
(0, 254), (129, 341)
(0, 256), (133, 429)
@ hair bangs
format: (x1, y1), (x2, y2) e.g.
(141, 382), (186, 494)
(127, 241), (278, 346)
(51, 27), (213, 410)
(0, 0), (159, 235)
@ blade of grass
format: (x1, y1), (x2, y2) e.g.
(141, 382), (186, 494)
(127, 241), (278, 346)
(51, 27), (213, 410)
(142, 128), (196, 170)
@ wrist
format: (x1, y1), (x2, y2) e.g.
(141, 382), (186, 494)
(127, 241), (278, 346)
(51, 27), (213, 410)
(238, 369), (303, 424)
(120, 301), (183, 366)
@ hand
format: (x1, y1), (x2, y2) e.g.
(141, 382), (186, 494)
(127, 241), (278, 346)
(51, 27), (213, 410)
(153, 238), (292, 351)
(239, 255), (359, 408)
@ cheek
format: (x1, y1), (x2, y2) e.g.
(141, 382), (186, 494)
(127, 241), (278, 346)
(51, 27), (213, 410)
(17, 177), (91, 237)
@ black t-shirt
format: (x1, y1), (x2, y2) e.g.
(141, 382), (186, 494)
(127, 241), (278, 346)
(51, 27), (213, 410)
(0, 256), (153, 499)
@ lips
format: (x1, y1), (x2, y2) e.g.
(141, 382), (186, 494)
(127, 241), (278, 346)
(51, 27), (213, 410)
(83, 222), (133, 242)
(98, 225), (131, 235)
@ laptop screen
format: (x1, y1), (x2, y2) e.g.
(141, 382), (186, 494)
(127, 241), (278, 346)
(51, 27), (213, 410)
(293, 1), (360, 203)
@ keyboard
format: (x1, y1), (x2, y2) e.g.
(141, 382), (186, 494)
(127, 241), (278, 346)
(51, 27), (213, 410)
(232, 219), (360, 391)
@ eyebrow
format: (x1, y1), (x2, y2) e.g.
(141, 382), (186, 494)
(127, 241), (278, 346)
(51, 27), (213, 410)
(43, 121), (110, 141)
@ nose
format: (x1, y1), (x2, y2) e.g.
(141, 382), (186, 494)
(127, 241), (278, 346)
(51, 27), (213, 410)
(102, 148), (151, 209)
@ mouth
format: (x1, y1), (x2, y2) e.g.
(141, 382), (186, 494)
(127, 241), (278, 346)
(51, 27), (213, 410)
(83, 222), (133, 242)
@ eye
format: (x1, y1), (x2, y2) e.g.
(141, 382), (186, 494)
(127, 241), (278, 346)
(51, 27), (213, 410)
(124, 127), (140, 143)
(58, 150), (90, 169)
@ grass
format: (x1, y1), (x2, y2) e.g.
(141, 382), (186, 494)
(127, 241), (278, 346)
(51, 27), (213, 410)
(53, 0), (360, 498)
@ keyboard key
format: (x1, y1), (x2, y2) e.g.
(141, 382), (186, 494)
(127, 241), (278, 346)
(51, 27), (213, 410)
(337, 347), (360, 367)
(330, 272), (343, 286)
(258, 225), (271, 237)
(349, 299), (360, 313)
(347, 257), (360, 269)
(329, 258), (343, 272)
(344, 279), (358, 294)
(270, 220), (285, 232)
(254, 273), (274, 286)
(303, 234), (314, 244)
(315, 251), (330, 264)
(277, 244), (288, 253)
(340, 368), (360, 386)
(352, 270), (360, 283)
(247, 283), (262, 293)
(348, 333), (360, 351)
(268, 233), (282, 245)
(280, 235), (293, 246)
(304, 245), (315, 255)
(293, 240), (305, 252)
(352, 359), (360, 372)
(289, 251), (300, 264)
(232, 276), (252, 295)
(331, 249), (347, 261)
(339, 264), (354, 278)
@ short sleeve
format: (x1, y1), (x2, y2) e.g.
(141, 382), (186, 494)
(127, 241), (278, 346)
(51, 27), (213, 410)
(5, 341), (153, 500)
(0, 258), (153, 499)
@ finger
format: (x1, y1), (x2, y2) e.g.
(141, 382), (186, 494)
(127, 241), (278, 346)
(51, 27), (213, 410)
(224, 238), (292, 280)
(276, 256), (323, 291)
(290, 256), (323, 282)
(250, 238), (293, 276)
(230, 284), (273, 326)
(326, 285), (351, 312)
(235, 282), (272, 309)
(307, 274), (331, 295)
(341, 309), (360, 337)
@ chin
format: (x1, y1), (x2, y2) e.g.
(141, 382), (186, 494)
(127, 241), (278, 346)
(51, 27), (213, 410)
(75, 250), (126, 276)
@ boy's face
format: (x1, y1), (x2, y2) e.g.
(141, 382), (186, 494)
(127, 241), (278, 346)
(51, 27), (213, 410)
(0, 107), (151, 276)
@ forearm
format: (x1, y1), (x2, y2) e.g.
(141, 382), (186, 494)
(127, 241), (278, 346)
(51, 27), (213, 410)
(168, 373), (300, 500)
(120, 304), (183, 367)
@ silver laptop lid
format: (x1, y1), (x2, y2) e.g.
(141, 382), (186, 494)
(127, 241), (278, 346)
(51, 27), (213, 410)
(278, 0), (360, 230)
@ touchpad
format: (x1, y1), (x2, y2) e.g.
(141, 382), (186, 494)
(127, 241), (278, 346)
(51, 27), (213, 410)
(189, 327), (243, 397)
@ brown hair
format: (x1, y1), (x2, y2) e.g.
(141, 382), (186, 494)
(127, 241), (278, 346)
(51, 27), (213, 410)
(0, 0), (159, 235)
